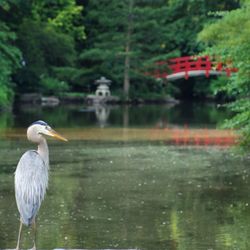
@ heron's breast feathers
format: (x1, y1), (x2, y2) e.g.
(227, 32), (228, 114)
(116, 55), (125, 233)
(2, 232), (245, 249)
(15, 150), (49, 205)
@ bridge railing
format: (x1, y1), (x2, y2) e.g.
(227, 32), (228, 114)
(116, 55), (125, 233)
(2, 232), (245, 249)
(148, 55), (238, 80)
(168, 56), (212, 79)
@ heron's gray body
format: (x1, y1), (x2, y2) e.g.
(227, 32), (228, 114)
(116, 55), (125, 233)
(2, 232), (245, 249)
(15, 150), (48, 226)
(14, 120), (67, 250)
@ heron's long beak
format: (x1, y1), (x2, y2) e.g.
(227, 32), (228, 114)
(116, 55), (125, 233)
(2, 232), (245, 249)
(46, 128), (68, 141)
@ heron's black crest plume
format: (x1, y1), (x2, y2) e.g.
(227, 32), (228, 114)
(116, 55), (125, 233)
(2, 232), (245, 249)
(31, 120), (48, 126)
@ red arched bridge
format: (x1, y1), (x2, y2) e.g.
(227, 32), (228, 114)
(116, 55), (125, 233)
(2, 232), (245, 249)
(147, 55), (238, 81)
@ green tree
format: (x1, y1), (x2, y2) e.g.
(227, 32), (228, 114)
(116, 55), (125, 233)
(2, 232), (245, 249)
(81, 0), (178, 99)
(31, 0), (85, 41)
(0, 20), (21, 108)
(198, 0), (250, 147)
(80, 0), (239, 99)
(1, 0), (85, 96)
(16, 19), (76, 94)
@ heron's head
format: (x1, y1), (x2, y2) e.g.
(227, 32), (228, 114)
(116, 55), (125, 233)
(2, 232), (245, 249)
(27, 120), (68, 143)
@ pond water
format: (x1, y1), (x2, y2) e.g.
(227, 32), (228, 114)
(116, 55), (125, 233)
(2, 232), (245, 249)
(7, 101), (231, 129)
(0, 102), (249, 250)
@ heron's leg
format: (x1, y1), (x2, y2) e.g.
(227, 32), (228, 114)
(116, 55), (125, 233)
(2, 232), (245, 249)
(16, 220), (23, 250)
(31, 220), (37, 250)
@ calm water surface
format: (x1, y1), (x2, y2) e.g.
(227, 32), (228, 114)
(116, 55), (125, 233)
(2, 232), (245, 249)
(0, 103), (249, 250)
(9, 101), (231, 128)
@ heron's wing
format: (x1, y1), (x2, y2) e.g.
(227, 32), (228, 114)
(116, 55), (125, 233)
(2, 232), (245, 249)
(14, 150), (48, 226)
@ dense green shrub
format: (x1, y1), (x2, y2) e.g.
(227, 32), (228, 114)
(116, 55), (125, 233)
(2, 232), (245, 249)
(40, 76), (69, 95)
(0, 22), (21, 108)
(199, 1), (250, 147)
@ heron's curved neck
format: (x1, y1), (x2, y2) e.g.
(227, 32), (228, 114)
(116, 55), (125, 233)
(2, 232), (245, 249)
(37, 138), (49, 167)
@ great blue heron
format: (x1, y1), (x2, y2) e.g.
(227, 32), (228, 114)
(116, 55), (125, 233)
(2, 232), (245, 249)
(14, 120), (67, 250)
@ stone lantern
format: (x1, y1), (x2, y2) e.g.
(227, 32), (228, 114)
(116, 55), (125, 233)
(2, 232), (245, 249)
(95, 76), (111, 97)
(86, 76), (119, 104)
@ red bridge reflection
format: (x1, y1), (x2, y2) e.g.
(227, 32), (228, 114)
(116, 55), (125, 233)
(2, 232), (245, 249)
(151, 125), (238, 146)
(1, 127), (238, 146)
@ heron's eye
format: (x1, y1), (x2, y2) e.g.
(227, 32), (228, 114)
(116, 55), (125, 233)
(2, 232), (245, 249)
(46, 126), (51, 130)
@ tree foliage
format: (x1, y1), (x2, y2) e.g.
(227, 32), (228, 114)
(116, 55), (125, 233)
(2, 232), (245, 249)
(31, 0), (85, 41)
(0, 20), (21, 108)
(0, 0), (242, 107)
(0, 0), (85, 99)
(16, 19), (76, 93)
(198, 1), (250, 147)
(80, 0), (239, 99)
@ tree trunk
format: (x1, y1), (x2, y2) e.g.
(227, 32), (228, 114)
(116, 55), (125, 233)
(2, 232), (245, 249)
(123, 0), (134, 100)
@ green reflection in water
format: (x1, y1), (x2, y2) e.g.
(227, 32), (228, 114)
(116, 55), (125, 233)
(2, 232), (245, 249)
(0, 139), (249, 250)
(13, 102), (231, 128)
(0, 112), (13, 131)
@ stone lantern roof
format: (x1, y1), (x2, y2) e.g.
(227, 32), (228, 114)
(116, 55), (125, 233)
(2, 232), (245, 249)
(95, 76), (111, 86)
